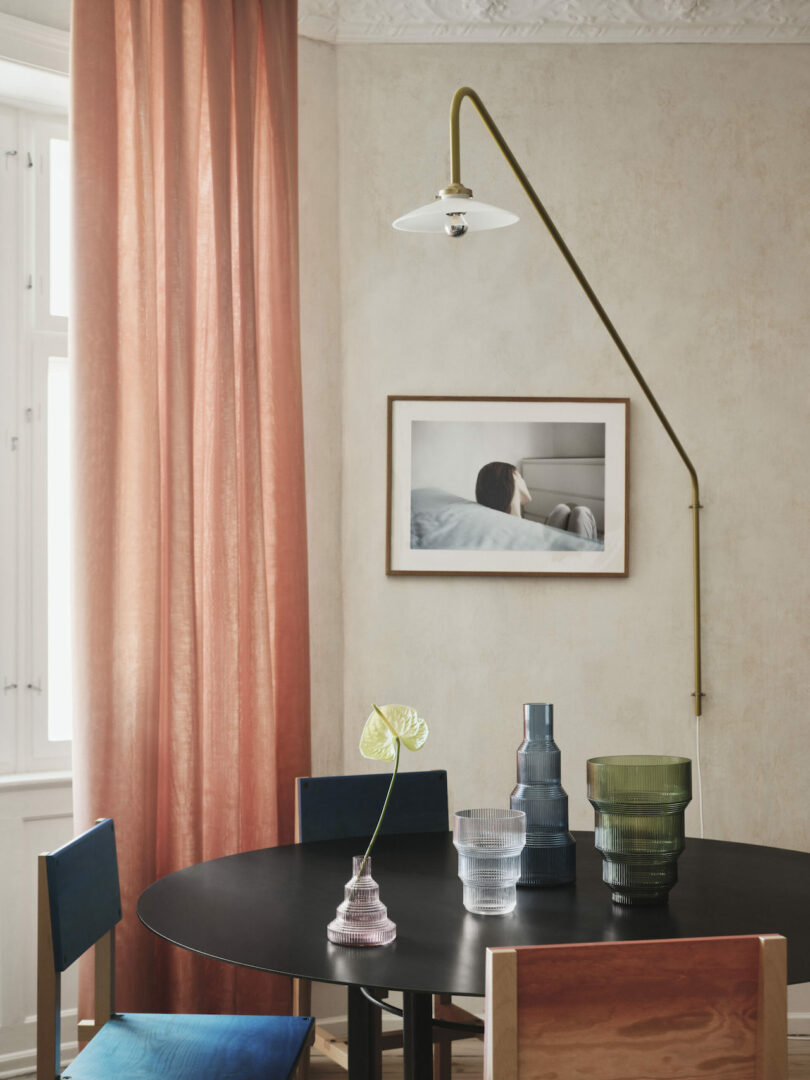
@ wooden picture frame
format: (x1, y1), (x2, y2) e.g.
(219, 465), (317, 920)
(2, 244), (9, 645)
(386, 396), (629, 577)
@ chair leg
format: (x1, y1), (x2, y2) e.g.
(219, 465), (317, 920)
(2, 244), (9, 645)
(37, 857), (60, 1080)
(373, 999), (384, 1075)
(433, 994), (452, 1080)
(293, 977), (313, 1080)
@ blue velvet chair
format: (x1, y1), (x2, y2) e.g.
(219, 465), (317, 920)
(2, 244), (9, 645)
(36, 819), (314, 1080)
(293, 770), (478, 1080)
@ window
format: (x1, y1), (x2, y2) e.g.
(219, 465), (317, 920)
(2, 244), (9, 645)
(1, 104), (71, 773)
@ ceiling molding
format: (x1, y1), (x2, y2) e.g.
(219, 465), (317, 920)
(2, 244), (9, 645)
(298, 1), (810, 45)
(0, 12), (69, 73)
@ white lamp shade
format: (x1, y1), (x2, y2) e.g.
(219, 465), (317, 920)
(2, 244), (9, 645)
(392, 195), (519, 233)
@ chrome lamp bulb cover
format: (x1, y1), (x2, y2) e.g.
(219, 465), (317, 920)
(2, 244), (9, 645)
(392, 191), (519, 235)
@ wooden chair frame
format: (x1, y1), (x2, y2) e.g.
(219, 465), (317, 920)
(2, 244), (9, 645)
(38, 820), (314, 1080)
(485, 934), (788, 1080)
(37, 851), (117, 1079)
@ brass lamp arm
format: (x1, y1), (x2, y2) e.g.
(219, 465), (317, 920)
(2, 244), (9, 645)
(448, 86), (704, 716)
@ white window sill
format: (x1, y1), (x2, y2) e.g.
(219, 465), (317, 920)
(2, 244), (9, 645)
(0, 770), (72, 791)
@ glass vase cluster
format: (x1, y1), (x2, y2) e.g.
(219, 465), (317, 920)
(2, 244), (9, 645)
(587, 755), (691, 906)
(510, 703), (575, 886)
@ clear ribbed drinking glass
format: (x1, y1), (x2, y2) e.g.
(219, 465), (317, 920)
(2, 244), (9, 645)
(453, 809), (526, 915)
(587, 755), (691, 906)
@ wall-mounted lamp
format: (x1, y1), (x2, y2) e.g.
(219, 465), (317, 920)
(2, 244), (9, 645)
(393, 86), (704, 729)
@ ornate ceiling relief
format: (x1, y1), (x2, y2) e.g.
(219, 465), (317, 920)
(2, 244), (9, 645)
(298, 0), (810, 44)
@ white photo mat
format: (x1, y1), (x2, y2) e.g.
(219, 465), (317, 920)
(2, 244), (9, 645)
(387, 397), (629, 576)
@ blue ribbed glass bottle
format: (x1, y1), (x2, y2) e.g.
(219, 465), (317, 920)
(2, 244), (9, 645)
(510, 703), (576, 886)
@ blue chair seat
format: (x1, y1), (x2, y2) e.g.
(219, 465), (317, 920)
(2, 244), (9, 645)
(62, 1014), (314, 1080)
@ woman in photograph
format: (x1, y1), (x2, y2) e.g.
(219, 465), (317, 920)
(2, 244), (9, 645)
(474, 461), (531, 517)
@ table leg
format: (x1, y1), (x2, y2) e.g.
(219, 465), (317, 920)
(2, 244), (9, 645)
(402, 990), (433, 1080)
(347, 985), (381, 1080)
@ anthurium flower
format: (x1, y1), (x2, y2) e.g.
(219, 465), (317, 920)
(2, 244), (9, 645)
(355, 704), (429, 882)
(360, 704), (429, 761)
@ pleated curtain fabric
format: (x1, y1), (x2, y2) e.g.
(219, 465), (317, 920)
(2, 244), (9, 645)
(70, 0), (310, 1013)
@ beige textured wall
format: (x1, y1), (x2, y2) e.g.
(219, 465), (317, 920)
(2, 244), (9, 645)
(299, 37), (344, 779)
(334, 43), (810, 847)
(300, 39), (810, 1017)
(299, 36), (348, 1022)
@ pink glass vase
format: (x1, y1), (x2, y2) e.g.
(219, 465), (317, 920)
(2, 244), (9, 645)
(326, 856), (397, 946)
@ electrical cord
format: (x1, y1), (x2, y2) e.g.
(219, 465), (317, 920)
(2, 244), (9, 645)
(696, 713), (705, 838)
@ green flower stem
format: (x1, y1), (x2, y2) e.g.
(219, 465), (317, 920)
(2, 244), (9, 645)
(355, 711), (401, 883)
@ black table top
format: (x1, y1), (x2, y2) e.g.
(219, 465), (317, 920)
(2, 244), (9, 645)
(137, 831), (810, 996)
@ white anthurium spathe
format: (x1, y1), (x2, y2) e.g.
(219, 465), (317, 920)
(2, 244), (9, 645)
(359, 704), (429, 761)
(353, 704), (430, 883)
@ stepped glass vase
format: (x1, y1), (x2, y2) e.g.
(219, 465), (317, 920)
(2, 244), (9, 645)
(326, 856), (397, 946)
(510, 703), (576, 886)
(587, 755), (691, 906)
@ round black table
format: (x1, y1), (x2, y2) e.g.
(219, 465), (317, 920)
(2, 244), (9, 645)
(138, 831), (810, 1080)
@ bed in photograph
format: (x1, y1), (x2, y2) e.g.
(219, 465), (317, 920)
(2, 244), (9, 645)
(410, 488), (604, 552)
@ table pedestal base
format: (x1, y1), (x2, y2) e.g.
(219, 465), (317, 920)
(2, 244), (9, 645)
(403, 991), (433, 1080)
(347, 986), (382, 1080)
(346, 986), (435, 1080)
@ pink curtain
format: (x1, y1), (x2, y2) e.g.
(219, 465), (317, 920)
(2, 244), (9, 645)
(70, 0), (309, 1014)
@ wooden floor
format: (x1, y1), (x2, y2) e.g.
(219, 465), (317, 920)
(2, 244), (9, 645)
(308, 1038), (810, 1078)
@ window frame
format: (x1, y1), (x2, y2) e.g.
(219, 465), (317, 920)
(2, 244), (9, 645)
(1, 102), (71, 774)
(0, 103), (22, 775)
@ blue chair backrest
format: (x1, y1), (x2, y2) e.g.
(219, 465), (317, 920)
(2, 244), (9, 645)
(46, 818), (122, 972)
(297, 770), (449, 843)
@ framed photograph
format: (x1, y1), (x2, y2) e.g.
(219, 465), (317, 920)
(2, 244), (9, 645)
(387, 396), (628, 576)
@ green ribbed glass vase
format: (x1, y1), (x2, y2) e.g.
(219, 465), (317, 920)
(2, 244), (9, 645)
(587, 755), (691, 906)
